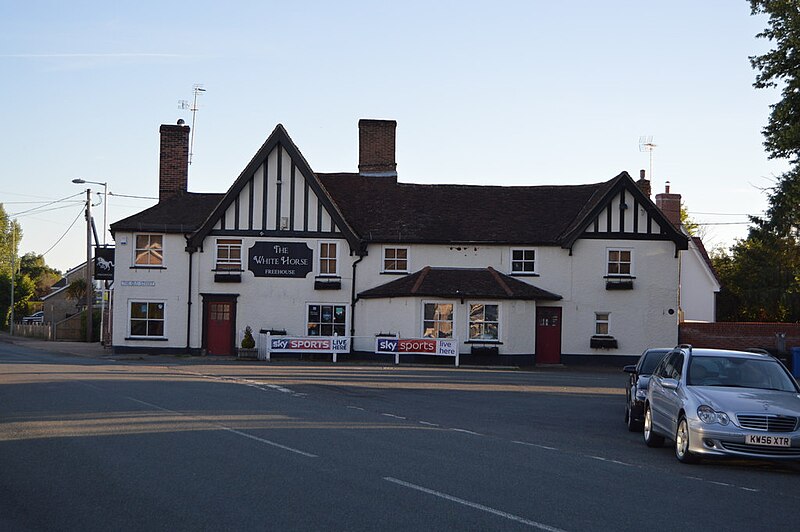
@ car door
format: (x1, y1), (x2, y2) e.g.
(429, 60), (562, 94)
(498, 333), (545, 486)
(649, 352), (678, 433)
(661, 352), (685, 437)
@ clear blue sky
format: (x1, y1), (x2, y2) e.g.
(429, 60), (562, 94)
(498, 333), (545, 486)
(0, 0), (789, 273)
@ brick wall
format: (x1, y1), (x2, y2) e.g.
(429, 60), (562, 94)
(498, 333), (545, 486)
(358, 119), (397, 175)
(679, 322), (800, 354)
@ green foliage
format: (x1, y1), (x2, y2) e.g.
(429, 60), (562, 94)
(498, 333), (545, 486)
(241, 326), (256, 349)
(0, 272), (36, 328)
(0, 204), (22, 278)
(80, 309), (101, 342)
(66, 278), (88, 304)
(711, 232), (800, 321)
(679, 203), (702, 237)
(19, 252), (61, 299)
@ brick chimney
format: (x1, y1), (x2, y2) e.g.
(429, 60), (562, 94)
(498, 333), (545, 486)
(636, 169), (651, 198)
(358, 119), (397, 177)
(655, 181), (681, 229)
(159, 120), (190, 201)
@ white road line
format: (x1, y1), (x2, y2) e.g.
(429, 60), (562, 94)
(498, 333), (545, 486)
(512, 441), (558, 451)
(381, 413), (407, 420)
(451, 428), (483, 436)
(740, 487), (759, 492)
(347, 406), (365, 411)
(383, 477), (567, 532)
(586, 455), (633, 467)
(126, 397), (317, 458)
(419, 421), (439, 427)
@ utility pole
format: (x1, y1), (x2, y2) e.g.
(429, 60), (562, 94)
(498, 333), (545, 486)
(9, 221), (15, 335)
(84, 188), (93, 343)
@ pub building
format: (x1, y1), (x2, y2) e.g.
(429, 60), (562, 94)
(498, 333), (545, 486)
(110, 118), (709, 365)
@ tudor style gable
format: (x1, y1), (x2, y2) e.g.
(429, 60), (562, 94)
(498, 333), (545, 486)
(560, 172), (688, 253)
(188, 125), (360, 252)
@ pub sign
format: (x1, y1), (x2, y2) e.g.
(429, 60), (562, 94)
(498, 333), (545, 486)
(248, 242), (313, 278)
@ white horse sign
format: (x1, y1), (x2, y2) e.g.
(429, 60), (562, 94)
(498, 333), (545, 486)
(94, 247), (115, 280)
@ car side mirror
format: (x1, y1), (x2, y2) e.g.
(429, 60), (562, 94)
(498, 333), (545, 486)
(660, 378), (679, 390)
(623, 365), (636, 373)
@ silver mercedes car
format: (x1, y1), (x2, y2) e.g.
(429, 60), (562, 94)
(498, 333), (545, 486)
(643, 345), (800, 463)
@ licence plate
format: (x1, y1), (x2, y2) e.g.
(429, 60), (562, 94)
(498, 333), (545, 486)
(745, 434), (791, 447)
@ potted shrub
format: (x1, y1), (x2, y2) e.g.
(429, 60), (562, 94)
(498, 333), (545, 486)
(238, 326), (258, 359)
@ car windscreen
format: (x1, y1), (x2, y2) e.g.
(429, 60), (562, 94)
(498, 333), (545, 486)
(639, 350), (669, 374)
(687, 356), (798, 391)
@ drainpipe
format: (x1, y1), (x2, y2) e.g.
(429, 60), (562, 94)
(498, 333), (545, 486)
(185, 240), (195, 354)
(349, 248), (366, 353)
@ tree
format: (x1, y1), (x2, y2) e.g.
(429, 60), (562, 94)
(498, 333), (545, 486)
(0, 204), (22, 278)
(19, 252), (62, 299)
(65, 278), (88, 306)
(680, 203), (703, 238)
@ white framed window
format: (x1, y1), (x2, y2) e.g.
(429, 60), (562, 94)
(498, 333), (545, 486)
(134, 234), (163, 266)
(607, 248), (632, 276)
(423, 302), (454, 338)
(129, 301), (165, 337)
(319, 242), (338, 276)
(216, 239), (242, 270)
(510, 248), (536, 274)
(307, 304), (346, 336)
(382, 246), (409, 273)
(595, 312), (610, 335)
(469, 303), (499, 341)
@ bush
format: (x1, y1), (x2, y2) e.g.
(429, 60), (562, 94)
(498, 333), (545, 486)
(241, 326), (256, 349)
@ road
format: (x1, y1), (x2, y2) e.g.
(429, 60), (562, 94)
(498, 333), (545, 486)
(1, 340), (798, 531)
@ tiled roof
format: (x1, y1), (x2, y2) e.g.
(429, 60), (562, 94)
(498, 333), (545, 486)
(111, 192), (224, 233)
(358, 266), (562, 301)
(317, 173), (610, 245)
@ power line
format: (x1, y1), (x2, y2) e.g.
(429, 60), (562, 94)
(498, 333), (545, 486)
(9, 192), (84, 217)
(39, 205), (85, 258)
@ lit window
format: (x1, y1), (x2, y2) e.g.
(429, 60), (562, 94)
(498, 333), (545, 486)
(319, 242), (338, 275)
(595, 312), (610, 335)
(511, 249), (536, 273)
(383, 247), (409, 273)
(307, 304), (346, 336)
(130, 301), (165, 337)
(216, 239), (242, 270)
(423, 303), (453, 338)
(607, 249), (632, 275)
(469, 304), (499, 340)
(135, 234), (163, 266)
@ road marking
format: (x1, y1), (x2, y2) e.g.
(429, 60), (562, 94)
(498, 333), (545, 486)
(126, 397), (317, 458)
(451, 428), (483, 436)
(383, 477), (566, 531)
(347, 406), (365, 411)
(512, 441), (558, 451)
(586, 455), (633, 467)
(419, 421), (440, 427)
(382, 413), (407, 420)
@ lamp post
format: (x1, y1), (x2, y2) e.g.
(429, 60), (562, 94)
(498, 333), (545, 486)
(73, 179), (107, 344)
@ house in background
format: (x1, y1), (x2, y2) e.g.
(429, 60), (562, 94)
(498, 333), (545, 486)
(110, 119), (693, 364)
(41, 262), (89, 325)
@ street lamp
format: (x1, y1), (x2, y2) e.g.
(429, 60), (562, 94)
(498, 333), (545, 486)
(71, 179), (107, 245)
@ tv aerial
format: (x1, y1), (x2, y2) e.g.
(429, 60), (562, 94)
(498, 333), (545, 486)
(638, 135), (656, 181)
(177, 84), (206, 165)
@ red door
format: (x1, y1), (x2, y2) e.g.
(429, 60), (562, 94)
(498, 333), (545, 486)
(206, 301), (234, 355)
(535, 307), (562, 364)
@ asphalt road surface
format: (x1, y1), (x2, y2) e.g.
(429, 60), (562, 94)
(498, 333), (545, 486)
(1, 340), (799, 531)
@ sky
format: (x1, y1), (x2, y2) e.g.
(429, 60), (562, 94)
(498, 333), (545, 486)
(0, 1), (790, 274)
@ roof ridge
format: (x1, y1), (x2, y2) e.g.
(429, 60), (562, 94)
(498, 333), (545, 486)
(487, 266), (514, 296)
(411, 266), (431, 294)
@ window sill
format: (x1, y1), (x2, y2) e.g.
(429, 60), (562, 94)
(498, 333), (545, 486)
(130, 265), (166, 270)
(605, 276), (634, 290)
(125, 336), (169, 341)
(509, 272), (540, 277)
(381, 271), (409, 275)
(315, 276), (342, 290)
(465, 340), (503, 345)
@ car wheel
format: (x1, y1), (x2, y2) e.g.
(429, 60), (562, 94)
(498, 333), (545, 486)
(643, 405), (664, 447)
(675, 416), (700, 464)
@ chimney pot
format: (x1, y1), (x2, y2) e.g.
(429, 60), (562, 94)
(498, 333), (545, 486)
(640, 169), (646, 179)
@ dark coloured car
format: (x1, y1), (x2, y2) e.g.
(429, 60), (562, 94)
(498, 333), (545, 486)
(21, 311), (44, 324)
(623, 348), (670, 431)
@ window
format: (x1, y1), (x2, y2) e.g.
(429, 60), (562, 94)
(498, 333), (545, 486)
(469, 303), (499, 341)
(595, 312), (610, 335)
(383, 247), (409, 273)
(511, 249), (536, 274)
(135, 234), (163, 266)
(130, 301), (165, 337)
(319, 242), (338, 276)
(423, 303), (453, 338)
(307, 304), (346, 336)
(607, 249), (632, 276)
(216, 239), (242, 270)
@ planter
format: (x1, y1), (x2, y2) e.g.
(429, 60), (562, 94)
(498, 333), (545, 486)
(237, 348), (259, 359)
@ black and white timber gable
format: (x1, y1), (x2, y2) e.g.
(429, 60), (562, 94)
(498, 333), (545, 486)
(560, 172), (688, 254)
(187, 125), (361, 252)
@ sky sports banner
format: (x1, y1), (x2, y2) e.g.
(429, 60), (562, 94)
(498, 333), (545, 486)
(263, 335), (350, 362)
(375, 337), (460, 366)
